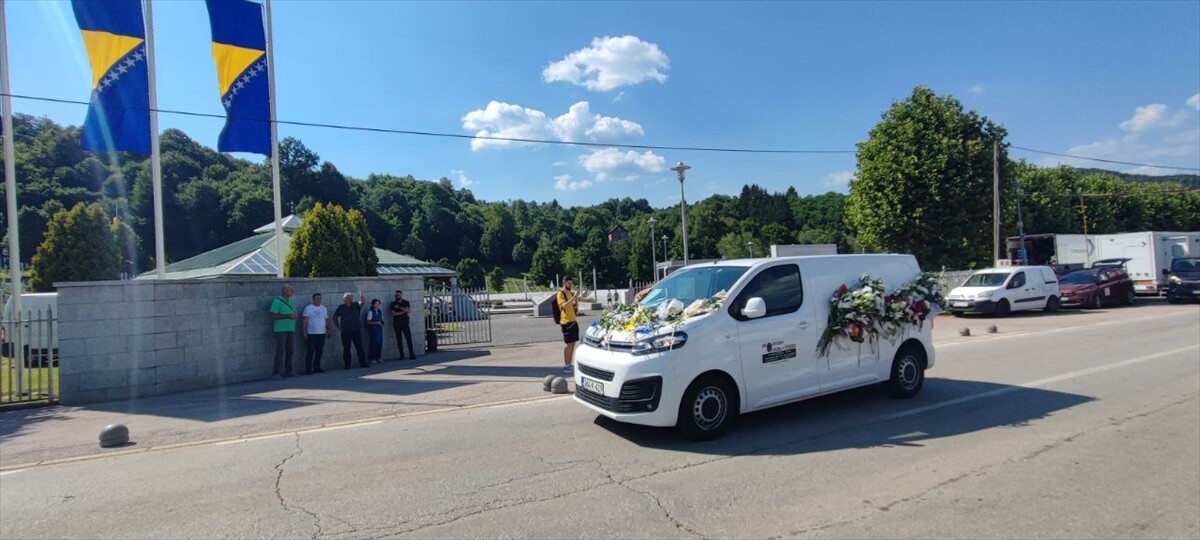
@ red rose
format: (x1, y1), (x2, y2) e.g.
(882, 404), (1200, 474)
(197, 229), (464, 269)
(836, 284), (849, 296)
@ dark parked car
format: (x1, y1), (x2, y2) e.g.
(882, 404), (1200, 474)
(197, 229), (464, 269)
(1058, 266), (1135, 308)
(1164, 257), (1200, 304)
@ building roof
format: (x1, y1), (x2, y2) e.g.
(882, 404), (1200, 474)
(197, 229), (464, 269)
(139, 217), (456, 280)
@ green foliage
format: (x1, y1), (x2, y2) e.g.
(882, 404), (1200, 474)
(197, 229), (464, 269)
(528, 242), (563, 286)
(455, 257), (485, 288)
(284, 202), (378, 277)
(487, 266), (506, 292)
(847, 86), (1007, 269)
(29, 203), (120, 291)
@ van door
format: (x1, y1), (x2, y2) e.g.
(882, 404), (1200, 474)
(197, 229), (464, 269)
(1006, 271), (1040, 312)
(729, 264), (820, 409)
(1038, 268), (1059, 306)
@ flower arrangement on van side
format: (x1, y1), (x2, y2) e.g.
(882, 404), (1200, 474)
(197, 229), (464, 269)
(817, 273), (944, 357)
(593, 291), (727, 337)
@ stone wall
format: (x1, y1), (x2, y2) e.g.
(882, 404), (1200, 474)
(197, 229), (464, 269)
(56, 277), (425, 405)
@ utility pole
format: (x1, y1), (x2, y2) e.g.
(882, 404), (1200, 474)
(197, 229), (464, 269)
(993, 141), (1000, 264)
(1080, 194), (1090, 266)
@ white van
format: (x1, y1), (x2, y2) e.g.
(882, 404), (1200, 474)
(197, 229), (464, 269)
(573, 254), (934, 440)
(946, 266), (1060, 317)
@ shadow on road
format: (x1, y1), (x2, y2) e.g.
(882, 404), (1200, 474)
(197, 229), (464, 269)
(593, 377), (1094, 456)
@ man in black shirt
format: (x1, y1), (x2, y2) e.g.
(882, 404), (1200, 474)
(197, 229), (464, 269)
(334, 291), (369, 369)
(390, 290), (415, 360)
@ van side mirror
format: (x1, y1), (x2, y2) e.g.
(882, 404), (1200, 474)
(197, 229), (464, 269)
(741, 297), (767, 319)
(1163, 268), (1171, 276)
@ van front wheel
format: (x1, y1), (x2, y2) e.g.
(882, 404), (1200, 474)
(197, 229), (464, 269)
(886, 345), (926, 399)
(677, 375), (736, 441)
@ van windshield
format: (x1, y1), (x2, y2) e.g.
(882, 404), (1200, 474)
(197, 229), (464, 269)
(638, 266), (749, 310)
(963, 272), (1009, 287)
(1171, 258), (1200, 272)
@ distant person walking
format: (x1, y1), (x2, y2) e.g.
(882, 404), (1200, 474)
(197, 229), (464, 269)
(301, 293), (330, 375)
(269, 285), (299, 379)
(334, 291), (368, 369)
(390, 290), (415, 360)
(557, 278), (579, 375)
(365, 299), (385, 365)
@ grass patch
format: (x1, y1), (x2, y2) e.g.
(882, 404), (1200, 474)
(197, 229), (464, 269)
(1, 357), (58, 405)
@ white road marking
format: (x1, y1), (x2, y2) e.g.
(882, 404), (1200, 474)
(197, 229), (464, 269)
(0, 469), (25, 476)
(299, 420), (383, 435)
(936, 312), (1190, 348)
(886, 344), (1200, 421)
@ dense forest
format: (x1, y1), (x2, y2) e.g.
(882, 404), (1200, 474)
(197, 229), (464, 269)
(2, 110), (1198, 287)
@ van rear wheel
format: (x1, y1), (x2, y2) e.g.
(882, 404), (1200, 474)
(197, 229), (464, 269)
(676, 375), (736, 441)
(886, 345), (926, 399)
(1044, 296), (1060, 313)
(993, 299), (1011, 318)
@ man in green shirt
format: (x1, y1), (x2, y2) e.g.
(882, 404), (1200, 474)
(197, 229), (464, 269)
(269, 285), (299, 379)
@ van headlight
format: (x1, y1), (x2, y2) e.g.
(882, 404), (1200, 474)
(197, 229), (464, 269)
(1169, 275), (1182, 284)
(975, 290), (994, 299)
(631, 332), (688, 356)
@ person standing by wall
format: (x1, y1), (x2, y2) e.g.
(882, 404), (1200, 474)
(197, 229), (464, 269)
(390, 290), (415, 360)
(268, 285), (299, 380)
(365, 299), (385, 365)
(334, 291), (368, 369)
(557, 278), (579, 375)
(301, 293), (330, 375)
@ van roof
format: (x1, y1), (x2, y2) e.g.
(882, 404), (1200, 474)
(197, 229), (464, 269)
(971, 266), (1052, 273)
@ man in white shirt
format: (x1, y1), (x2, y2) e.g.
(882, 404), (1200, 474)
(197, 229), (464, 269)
(301, 293), (331, 375)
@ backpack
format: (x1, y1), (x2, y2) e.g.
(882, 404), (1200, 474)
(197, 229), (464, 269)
(551, 291), (562, 325)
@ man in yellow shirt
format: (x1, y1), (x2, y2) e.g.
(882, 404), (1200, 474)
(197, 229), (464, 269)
(557, 278), (579, 375)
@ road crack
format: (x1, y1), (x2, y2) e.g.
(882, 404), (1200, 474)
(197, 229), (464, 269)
(273, 433), (327, 540)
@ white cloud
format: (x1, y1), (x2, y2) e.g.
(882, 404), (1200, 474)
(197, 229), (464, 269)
(449, 169), (475, 188)
(461, 101), (643, 150)
(554, 174), (593, 192)
(613, 91), (627, 103)
(551, 161), (568, 167)
(969, 84), (986, 96)
(822, 171), (855, 189)
(580, 147), (666, 181)
(1118, 103), (1185, 132)
(1188, 93), (1200, 111)
(542, 35), (669, 92)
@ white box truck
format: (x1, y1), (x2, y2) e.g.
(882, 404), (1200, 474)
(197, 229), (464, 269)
(1007, 234), (1096, 272)
(1094, 232), (1200, 295)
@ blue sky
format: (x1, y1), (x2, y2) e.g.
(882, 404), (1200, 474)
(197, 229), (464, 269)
(5, 1), (1199, 208)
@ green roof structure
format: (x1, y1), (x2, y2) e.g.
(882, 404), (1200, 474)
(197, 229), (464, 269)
(138, 215), (456, 280)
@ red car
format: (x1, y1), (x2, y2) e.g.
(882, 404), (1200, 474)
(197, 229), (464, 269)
(1058, 265), (1136, 308)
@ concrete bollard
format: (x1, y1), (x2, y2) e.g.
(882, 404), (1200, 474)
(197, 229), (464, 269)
(987, 325), (998, 334)
(550, 377), (569, 394)
(543, 375), (557, 392)
(99, 424), (130, 448)
(959, 327), (971, 337)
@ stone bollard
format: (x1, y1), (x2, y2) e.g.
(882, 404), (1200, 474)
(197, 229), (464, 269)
(543, 375), (557, 392)
(987, 325), (998, 334)
(550, 377), (569, 394)
(99, 424), (130, 448)
(959, 327), (971, 337)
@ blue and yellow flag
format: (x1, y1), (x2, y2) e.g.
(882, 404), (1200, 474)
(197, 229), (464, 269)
(71, 0), (151, 154)
(206, 0), (271, 156)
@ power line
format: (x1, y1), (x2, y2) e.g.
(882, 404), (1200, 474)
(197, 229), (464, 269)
(1010, 145), (1200, 172)
(6, 92), (1200, 171)
(2, 93), (852, 155)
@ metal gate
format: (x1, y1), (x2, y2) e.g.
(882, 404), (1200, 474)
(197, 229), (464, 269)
(1, 306), (59, 407)
(424, 285), (492, 347)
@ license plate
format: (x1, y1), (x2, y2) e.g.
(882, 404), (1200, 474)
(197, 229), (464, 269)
(951, 301), (968, 307)
(580, 376), (604, 394)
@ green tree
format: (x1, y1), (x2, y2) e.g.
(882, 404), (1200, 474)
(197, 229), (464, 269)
(716, 231), (762, 260)
(847, 86), (1007, 269)
(528, 243), (563, 286)
(455, 257), (485, 288)
(29, 203), (121, 291)
(487, 266), (507, 292)
(284, 202), (378, 277)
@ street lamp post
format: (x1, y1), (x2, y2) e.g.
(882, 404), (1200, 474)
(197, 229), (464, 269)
(670, 162), (691, 266)
(747, 241), (755, 258)
(661, 234), (669, 275)
(648, 216), (657, 281)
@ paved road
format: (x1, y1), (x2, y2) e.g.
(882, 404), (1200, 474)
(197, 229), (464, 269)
(1, 305), (1198, 539)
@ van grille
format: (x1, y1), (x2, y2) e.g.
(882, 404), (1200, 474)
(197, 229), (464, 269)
(575, 376), (662, 414)
(577, 363), (613, 382)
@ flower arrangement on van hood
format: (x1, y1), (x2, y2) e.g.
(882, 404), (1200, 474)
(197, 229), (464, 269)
(592, 291), (727, 338)
(817, 273), (944, 357)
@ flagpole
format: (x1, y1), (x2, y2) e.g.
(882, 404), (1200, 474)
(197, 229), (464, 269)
(1, 0), (23, 320)
(144, 0), (165, 278)
(264, 0), (283, 277)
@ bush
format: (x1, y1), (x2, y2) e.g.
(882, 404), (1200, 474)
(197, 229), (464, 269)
(284, 202), (378, 277)
(29, 203), (121, 291)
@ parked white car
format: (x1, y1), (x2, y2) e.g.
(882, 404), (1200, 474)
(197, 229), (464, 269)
(573, 254), (934, 440)
(946, 266), (1060, 317)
